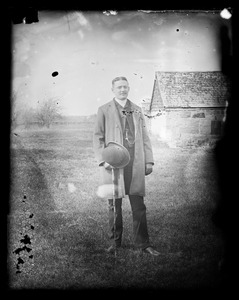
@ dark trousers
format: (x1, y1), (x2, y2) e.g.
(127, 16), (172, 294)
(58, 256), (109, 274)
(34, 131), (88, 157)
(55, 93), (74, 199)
(108, 133), (150, 249)
(108, 195), (151, 249)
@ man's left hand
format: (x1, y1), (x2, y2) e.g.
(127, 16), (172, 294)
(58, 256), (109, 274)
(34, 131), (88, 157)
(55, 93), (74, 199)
(145, 163), (153, 176)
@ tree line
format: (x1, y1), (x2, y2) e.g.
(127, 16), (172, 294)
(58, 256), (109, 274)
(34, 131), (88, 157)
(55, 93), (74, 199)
(11, 94), (63, 130)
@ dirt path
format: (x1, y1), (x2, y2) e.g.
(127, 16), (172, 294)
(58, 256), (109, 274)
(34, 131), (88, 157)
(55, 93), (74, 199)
(9, 136), (65, 286)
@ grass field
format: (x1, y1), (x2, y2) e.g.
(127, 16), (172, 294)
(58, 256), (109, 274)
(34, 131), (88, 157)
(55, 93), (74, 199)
(8, 123), (225, 290)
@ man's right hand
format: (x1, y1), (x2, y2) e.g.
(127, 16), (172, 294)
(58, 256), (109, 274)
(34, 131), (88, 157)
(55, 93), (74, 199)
(104, 162), (114, 170)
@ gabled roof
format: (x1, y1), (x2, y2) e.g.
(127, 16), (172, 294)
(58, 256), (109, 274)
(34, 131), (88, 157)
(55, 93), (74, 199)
(151, 71), (231, 109)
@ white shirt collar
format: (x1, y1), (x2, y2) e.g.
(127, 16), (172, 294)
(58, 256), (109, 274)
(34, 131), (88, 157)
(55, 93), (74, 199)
(114, 97), (127, 108)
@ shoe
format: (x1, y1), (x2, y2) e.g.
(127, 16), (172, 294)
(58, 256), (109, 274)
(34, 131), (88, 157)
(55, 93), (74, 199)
(143, 246), (160, 256)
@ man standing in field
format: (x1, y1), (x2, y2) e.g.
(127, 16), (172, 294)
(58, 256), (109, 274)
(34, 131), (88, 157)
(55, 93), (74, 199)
(93, 76), (159, 256)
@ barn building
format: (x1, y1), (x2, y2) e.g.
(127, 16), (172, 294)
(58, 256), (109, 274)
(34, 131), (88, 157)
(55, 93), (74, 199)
(147, 71), (231, 147)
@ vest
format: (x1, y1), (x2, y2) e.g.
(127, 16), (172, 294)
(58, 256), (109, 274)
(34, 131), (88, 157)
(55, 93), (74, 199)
(114, 99), (135, 160)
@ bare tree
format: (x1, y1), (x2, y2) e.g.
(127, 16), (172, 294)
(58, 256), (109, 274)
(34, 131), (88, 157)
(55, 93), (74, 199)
(22, 107), (37, 129)
(36, 98), (62, 128)
(11, 91), (37, 129)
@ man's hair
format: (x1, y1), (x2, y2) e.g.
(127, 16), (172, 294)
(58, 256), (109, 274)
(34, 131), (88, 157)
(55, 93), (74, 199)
(112, 76), (128, 86)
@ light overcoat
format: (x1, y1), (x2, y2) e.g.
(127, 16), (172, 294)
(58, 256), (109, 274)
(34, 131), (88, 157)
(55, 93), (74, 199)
(93, 99), (154, 198)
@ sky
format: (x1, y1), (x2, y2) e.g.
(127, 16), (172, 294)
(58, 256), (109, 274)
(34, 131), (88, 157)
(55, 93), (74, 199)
(11, 10), (233, 116)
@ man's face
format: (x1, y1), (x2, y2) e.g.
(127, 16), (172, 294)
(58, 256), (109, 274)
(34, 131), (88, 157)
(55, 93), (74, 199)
(112, 80), (130, 100)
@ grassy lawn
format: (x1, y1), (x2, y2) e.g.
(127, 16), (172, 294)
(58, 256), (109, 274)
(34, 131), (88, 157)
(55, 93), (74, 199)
(8, 124), (225, 290)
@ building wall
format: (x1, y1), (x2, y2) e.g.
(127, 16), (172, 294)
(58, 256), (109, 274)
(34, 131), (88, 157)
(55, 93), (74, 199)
(151, 107), (227, 147)
(149, 71), (231, 147)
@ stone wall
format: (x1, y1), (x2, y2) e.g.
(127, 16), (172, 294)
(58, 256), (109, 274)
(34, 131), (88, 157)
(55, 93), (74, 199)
(149, 71), (231, 147)
(151, 107), (227, 147)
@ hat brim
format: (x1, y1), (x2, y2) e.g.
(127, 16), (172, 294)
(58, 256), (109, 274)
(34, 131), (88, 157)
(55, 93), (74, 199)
(103, 141), (130, 168)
